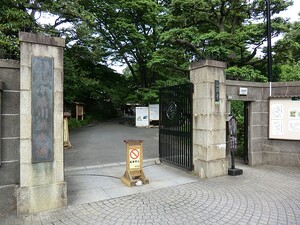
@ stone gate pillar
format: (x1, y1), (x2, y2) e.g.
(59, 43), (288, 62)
(190, 60), (228, 178)
(18, 32), (66, 214)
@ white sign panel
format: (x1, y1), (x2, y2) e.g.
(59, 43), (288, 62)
(129, 148), (141, 169)
(149, 104), (159, 121)
(135, 107), (149, 127)
(239, 87), (248, 96)
(269, 98), (300, 140)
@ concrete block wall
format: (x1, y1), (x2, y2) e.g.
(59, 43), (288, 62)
(226, 81), (265, 166)
(0, 59), (20, 216)
(263, 82), (300, 167)
(226, 80), (300, 167)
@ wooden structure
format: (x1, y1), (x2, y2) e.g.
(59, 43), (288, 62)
(63, 112), (72, 149)
(75, 102), (84, 121)
(121, 140), (149, 187)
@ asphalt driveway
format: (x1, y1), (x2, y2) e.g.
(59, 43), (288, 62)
(64, 117), (159, 170)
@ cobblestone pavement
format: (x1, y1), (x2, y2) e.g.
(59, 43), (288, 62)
(2, 164), (300, 225)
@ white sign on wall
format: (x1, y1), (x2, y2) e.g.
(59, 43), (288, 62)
(269, 98), (300, 140)
(135, 107), (149, 127)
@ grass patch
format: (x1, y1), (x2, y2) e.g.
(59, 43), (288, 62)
(68, 116), (94, 129)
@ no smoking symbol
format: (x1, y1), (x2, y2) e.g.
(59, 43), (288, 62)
(130, 149), (140, 160)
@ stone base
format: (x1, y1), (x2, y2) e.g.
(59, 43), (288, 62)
(17, 182), (67, 215)
(0, 185), (17, 216)
(228, 168), (243, 176)
(248, 151), (263, 166)
(194, 158), (228, 178)
(121, 170), (149, 187)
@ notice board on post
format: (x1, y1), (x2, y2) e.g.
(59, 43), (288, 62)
(269, 97), (300, 140)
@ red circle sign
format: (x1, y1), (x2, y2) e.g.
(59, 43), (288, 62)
(130, 149), (140, 160)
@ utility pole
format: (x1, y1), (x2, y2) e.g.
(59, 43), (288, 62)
(266, 0), (272, 96)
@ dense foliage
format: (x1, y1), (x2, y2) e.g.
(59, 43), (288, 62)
(1, 0), (299, 122)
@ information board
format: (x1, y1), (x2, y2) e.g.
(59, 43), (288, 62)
(269, 97), (300, 140)
(135, 107), (149, 127)
(149, 104), (159, 121)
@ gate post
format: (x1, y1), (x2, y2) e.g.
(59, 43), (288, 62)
(18, 32), (67, 214)
(190, 60), (228, 178)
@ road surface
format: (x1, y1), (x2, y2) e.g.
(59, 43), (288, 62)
(64, 117), (159, 169)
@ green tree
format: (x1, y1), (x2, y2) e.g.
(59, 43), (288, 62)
(1, 0), (298, 117)
(273, 21), (300, 81)
(0, 0), (39, 57)
(74, 0), (192, 105)
(273, 22), (300, 64)
(159, 0), (292, 81)
(0, 0), (129, 119)
(64, 33), (131, 119)
(0, 0), (87, 56)
(276, 63), (300, 81)
(226, 66), (267, 82)
(78, 0), (166, 89)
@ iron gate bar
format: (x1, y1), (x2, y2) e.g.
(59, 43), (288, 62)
(159, 83), (193, 171)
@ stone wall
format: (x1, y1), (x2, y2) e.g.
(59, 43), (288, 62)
(226, 80), (300, 167)
(0, 59), (20, 216)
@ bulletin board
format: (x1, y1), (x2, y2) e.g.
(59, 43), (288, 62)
(135, 107), (149, 127)
(269, 97), (300, 140)
(149, 104), (159, 121)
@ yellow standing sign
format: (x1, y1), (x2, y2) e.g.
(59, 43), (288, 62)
(121, 140), (149, 187)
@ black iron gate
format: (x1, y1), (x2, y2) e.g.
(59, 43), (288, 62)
(159, 83), (193, 171)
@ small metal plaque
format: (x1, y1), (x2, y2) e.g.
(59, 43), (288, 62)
(32, 57), (54, 163)
(215, 80), (220, 102)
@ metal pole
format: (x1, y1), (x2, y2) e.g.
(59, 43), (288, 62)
(0, 82), (3, 167)
(266, 0), (272, 96)
(231, 151), (235, 169)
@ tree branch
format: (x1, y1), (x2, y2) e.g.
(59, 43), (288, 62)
(173, 39), (202, 58)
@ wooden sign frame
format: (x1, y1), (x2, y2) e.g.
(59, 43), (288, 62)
(269, 97), (300, 140)
(121, 140), (149, 187)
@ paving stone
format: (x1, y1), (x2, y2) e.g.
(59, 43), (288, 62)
(1, 164), (300, 224)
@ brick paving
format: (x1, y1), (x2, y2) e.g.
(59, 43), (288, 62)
(1, 164), (300, 225)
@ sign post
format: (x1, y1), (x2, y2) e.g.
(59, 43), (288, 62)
(226, 116), (243, 176)
(63, 112), (72, 149)
(121, 140), (149, 187)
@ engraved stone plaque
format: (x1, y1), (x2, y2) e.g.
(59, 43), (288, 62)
(32, 57), (54, 163)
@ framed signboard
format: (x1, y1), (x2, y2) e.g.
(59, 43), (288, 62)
(135, 107), (149, 127)
(149, 104), (159, 121)
(269, 97), (300, 140)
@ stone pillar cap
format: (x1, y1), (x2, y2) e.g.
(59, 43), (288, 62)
(19, 32), (65, 47)
(189, 60), (227, 71)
